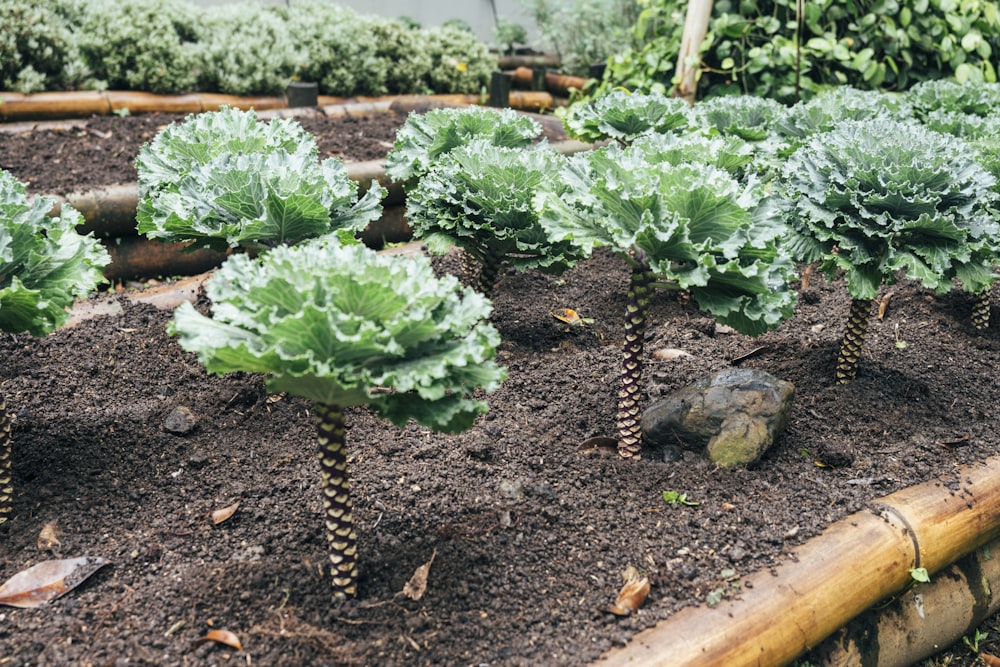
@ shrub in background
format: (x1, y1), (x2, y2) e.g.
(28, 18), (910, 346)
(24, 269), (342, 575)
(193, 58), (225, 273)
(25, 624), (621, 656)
(521, 0), (641, 76)
(423, 25), (496, 94)
(0, 1), (91, 93)
(73, 0), (200, 94)
(195, 3), (303, 97)
(275, 0), (381, 98)
(361, 16), (434, 95)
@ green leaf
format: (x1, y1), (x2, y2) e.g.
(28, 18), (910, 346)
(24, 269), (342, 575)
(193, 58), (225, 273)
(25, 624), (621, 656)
(778, 118), (999, 300)
(537, 145), (797, 336)
(909, 567), (930, 583)
(662, 490), (700, 506)
(405, 141), (589, 280)
(136, 107), (385, 251)
(384, 106), (541, 183)
(0, 170), (109, 336)
(168, 238), (506, 431)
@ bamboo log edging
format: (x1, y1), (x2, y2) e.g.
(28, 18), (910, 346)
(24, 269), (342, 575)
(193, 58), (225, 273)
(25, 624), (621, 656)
(591, 458), (1000, 667)
(509, 67), (592, 96)
(39, 139), (592, 280)
(811, 534), (1000, 666)
(0, 90), (558, 123)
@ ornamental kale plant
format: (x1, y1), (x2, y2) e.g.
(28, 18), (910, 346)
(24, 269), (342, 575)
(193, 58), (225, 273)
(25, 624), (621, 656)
(136, 107), (385, 253)
(405, 140), (589, 294)
(0, 169), (111, 525)
(169, 238), (505, 597)
(537, 145), (796, 458)
(562, 90), (693, 144)
(384, 106), (543, 185)
(773, 86), (913, 150)
(779, 118), (999, 382)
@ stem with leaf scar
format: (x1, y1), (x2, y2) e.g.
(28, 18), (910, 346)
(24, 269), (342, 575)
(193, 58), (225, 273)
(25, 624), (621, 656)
(0, 391), (12, 526)
(313, 402), (358, 598)
(972, 288), (991, 331)
(475, 248), (503, 297)
(836, 297), (874, 384)
(617, 249), (655, 459)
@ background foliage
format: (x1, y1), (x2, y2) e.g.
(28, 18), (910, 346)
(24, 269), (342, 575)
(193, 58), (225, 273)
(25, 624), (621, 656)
(2, 0), (496, 96)
(603, 0), (1000, 102)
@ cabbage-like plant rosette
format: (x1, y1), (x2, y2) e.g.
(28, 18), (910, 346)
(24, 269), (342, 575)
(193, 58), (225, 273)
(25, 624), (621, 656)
(536, 144), (796, 457)
(561, 90), (694, 144)
(169, 239), (505, 428)
(780, 118), (999, 302)
(404, 140), (590, 294)
(384, 106), (542, 185)
(0, 170), (110, 336)
(136, 106), (385, 252)
(779, 118), (1000, 381)
(169, 238), (505, 597)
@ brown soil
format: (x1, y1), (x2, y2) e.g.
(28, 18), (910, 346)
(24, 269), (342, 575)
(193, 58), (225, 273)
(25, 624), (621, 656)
(1, 111), (999, 666)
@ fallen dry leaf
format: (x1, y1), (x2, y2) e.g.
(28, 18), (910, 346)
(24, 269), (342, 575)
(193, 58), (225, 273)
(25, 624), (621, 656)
(37, 522), (62, 552)
(606, 576), (650, 616)
(877, 291), (893, 320)
(400, 549), (437, 601)
(652, 348), (691, 361)
(800, 263), (813, 291)
(211, 502), (240, 525)
(981, 653), (1000, 667)
(198, 628), (244, 651)
(0, 557), (110, 608)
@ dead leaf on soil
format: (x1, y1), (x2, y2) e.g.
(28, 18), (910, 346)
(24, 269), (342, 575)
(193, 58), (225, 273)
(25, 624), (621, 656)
(197, 628), (244, 651)
(400, 549), (437, 601)
(37, 522), (62, 552)
(606, 574), (650, 616)
(877, 291), (893, 320)
(550, 307), (593, 327)
(652, 348), (691, 361)
(578, 436), (618, 457)
(0, 556), (110, 608)
(211, 502), (240, 525)
(980, 653), (1000, 667)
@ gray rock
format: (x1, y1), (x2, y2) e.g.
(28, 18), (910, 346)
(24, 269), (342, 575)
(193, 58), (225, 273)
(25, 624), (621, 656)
(164, 406), (198, 435)
(641, 368), (794, 467)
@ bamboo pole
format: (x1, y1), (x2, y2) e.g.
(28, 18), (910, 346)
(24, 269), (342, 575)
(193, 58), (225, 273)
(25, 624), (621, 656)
(104, 237), (229, 281)
(812, 535), (1000, 666)
(591, 456), (1000, 667)
(675, 0), (714, 103)
(509, 67), (591, 96)
(1, 91), (558, 122)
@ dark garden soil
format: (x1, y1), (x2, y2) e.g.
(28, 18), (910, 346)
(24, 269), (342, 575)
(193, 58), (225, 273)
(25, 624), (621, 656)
(1, 111), (999, 666)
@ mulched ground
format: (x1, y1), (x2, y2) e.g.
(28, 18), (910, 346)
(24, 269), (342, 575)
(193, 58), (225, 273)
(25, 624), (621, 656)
(1, 110), (999, 666)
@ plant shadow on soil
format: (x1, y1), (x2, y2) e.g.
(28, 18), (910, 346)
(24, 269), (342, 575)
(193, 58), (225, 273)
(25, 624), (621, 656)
(1, 112), (1000, 666)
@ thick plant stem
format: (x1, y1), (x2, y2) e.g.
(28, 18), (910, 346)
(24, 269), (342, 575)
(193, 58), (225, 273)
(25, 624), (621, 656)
(617, 251), (655, 459)
(475, 249), (502, 296)
(972, 289), (991, 330)
(314, 402), (358, 598)
(836, 297), (873, 384)
(0, 391), (11, 526)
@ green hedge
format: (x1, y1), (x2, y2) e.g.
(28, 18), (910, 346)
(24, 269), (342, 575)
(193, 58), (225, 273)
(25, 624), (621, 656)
(2, 0), (496, 97)
(602, 0), (1000, 102)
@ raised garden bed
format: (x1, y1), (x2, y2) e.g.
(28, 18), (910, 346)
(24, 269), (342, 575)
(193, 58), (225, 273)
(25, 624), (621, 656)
(1, 105), (999, 667)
